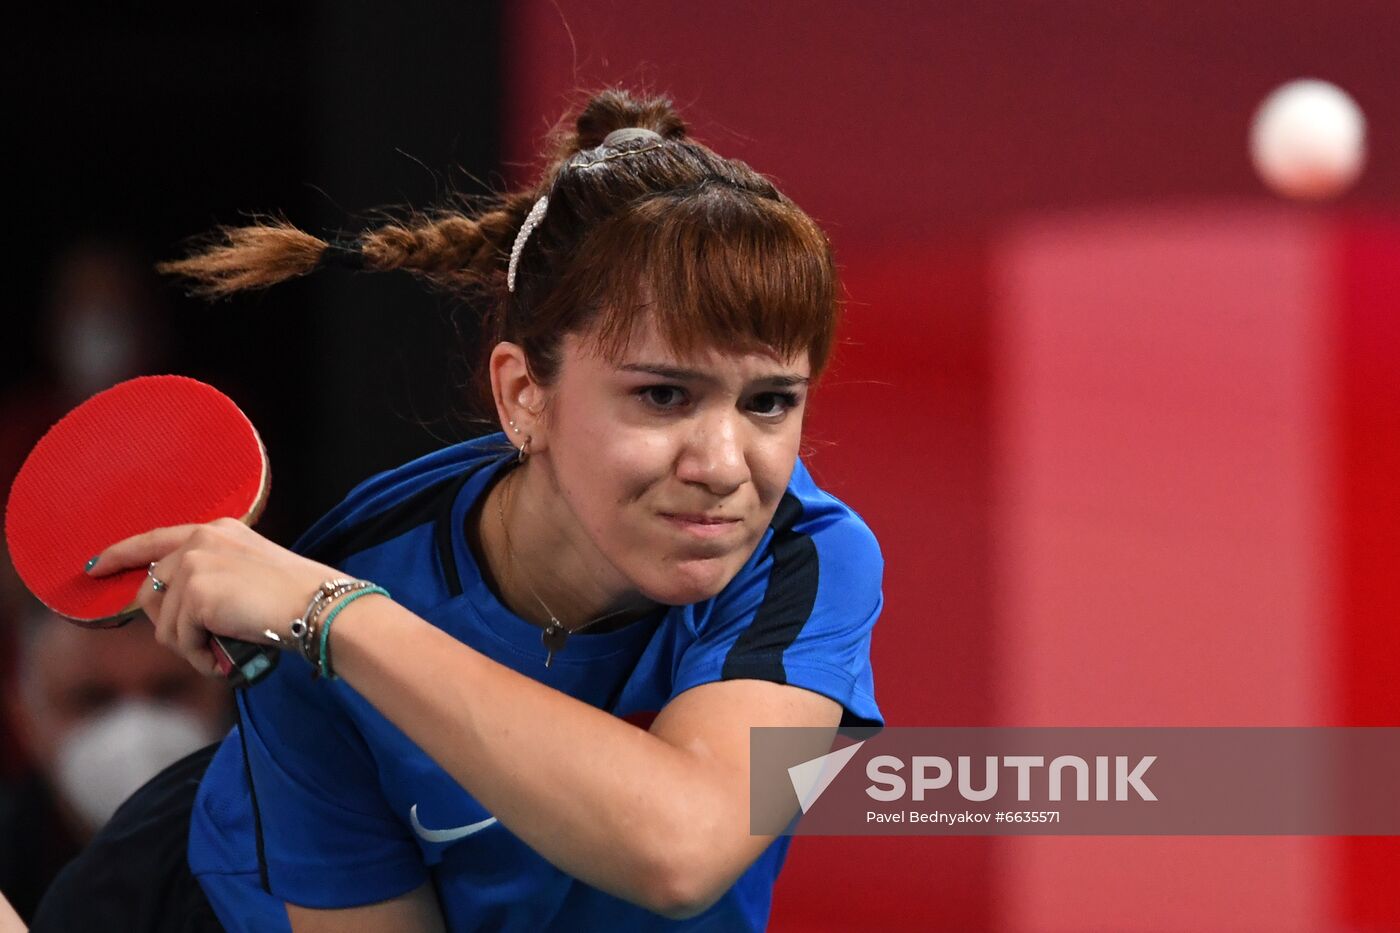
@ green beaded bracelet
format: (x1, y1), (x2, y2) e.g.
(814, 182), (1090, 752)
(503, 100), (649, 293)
(318, 585), (390, 680)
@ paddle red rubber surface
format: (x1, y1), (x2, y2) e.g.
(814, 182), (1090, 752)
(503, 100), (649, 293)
(5, 375), (270, 625)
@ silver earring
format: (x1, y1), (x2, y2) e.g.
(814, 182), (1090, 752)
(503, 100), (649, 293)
(517, 436), (531, 463)
(508, 419), (521, 434)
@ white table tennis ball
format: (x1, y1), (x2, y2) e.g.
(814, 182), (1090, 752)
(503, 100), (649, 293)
(1250, 79), (1366, 200)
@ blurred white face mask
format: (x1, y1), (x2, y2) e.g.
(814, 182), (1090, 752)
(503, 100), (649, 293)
(57, 303), (142, 398)
(53, 699), (215, 832)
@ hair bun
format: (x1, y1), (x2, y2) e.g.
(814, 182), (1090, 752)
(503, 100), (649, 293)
(573, 89), (687, 151)
(601, 128), (664, 149)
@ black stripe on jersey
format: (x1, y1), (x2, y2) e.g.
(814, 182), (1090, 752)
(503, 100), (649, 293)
(298, 458), (496, 598)
(236, 698), (271, 893)
(720, 492), (818, 683)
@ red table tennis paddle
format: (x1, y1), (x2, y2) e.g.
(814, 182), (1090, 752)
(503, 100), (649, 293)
(4, 375), (279, 687)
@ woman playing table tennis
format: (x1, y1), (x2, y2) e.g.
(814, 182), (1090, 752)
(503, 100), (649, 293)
(81, 89), (882, 932)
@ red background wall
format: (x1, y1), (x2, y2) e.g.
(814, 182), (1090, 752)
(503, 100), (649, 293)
(504, 4), (1400, 929)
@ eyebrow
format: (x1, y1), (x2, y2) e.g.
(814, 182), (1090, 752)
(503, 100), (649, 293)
(618, 363), (810, 387)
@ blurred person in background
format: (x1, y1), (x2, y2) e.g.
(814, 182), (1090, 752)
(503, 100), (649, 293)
(0, 608), (230, 922)
(0, 239), (170, 484)
(0, 240), (170, 781)
(38, 241), (170, 402)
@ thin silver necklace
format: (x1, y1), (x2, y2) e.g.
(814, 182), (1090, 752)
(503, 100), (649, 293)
(495, 472), (634, 667)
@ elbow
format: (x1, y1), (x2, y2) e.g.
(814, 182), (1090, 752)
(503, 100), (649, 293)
(643, 864), (724, 921)
(635, 827), (732, 920)
(626, 772), (754, 919)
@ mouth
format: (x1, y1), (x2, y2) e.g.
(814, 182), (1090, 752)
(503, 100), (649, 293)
(659, 512), (744, 539)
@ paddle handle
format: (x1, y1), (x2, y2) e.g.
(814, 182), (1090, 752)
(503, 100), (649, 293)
(210, 635), (279, 687)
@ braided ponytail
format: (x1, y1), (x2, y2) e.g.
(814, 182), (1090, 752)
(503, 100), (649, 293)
(159, 193), (536, 299)
(158, 89), (687, 300)
(356, 193), (537, 289)
(156, 220), (331, 298)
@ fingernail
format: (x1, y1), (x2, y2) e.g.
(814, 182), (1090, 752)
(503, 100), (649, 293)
(84, 555), (100, 573)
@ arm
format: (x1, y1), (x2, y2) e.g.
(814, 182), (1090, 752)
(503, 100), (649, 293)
(93, 517), (868, 918)
(327, 593), (839, 919)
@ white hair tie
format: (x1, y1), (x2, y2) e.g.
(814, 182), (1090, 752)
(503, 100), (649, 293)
(507, 195), (550, 293)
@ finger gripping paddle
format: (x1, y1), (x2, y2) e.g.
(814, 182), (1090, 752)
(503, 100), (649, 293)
(4, 375), (279, 687)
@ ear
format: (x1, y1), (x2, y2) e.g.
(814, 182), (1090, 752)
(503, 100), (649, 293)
(488, 342), (548, 453)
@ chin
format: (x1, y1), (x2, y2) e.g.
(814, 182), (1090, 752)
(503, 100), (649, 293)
(639, 558), (738, 606)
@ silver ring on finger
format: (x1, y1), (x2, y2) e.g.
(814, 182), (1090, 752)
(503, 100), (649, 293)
(147, 561), (169, 593)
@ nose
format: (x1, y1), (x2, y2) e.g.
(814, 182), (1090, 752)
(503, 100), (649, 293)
(675, 410), (749, 496)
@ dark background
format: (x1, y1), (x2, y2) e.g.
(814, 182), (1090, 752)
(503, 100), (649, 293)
(5, 2), (502, 543)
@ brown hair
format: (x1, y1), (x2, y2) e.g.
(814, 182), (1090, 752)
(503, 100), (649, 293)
(160, 89), (840, 395)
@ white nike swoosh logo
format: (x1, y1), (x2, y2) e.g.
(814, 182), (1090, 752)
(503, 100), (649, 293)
(409, 804), (499, 843)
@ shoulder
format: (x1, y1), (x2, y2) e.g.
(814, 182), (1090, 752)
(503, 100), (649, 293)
(780, 458), (882, 578)
(291, 433), (511, 565)
(707, 459), (883, 626)
(751, 458), (882, 592)
(673, 460), (885, 726)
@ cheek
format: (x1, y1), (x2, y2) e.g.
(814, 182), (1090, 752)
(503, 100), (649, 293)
(752, 433), (803, 506)
(552, 396), (670, 484)
(549, 420), (672, 533)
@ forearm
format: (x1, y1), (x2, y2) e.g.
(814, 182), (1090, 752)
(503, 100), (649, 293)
(288, 882), (445, 933)
(327, 595), (746, 915)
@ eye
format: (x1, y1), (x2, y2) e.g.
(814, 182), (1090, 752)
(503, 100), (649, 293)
(637, 385), (689, 411)
(747, 391), (801, 419)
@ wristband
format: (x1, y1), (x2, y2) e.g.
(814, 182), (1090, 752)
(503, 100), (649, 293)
(317, 585), (391, 680)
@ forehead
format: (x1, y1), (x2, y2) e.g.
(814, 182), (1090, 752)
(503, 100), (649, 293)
(570, 316), (811, 378)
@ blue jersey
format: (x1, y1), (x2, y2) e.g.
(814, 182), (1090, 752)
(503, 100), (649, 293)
(188, 434), (882, 931)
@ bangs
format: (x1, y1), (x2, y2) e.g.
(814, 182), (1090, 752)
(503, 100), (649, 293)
(558, 187), (838, 374)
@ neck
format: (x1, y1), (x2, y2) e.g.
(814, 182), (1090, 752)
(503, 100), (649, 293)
(478, 463), (654, 633)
